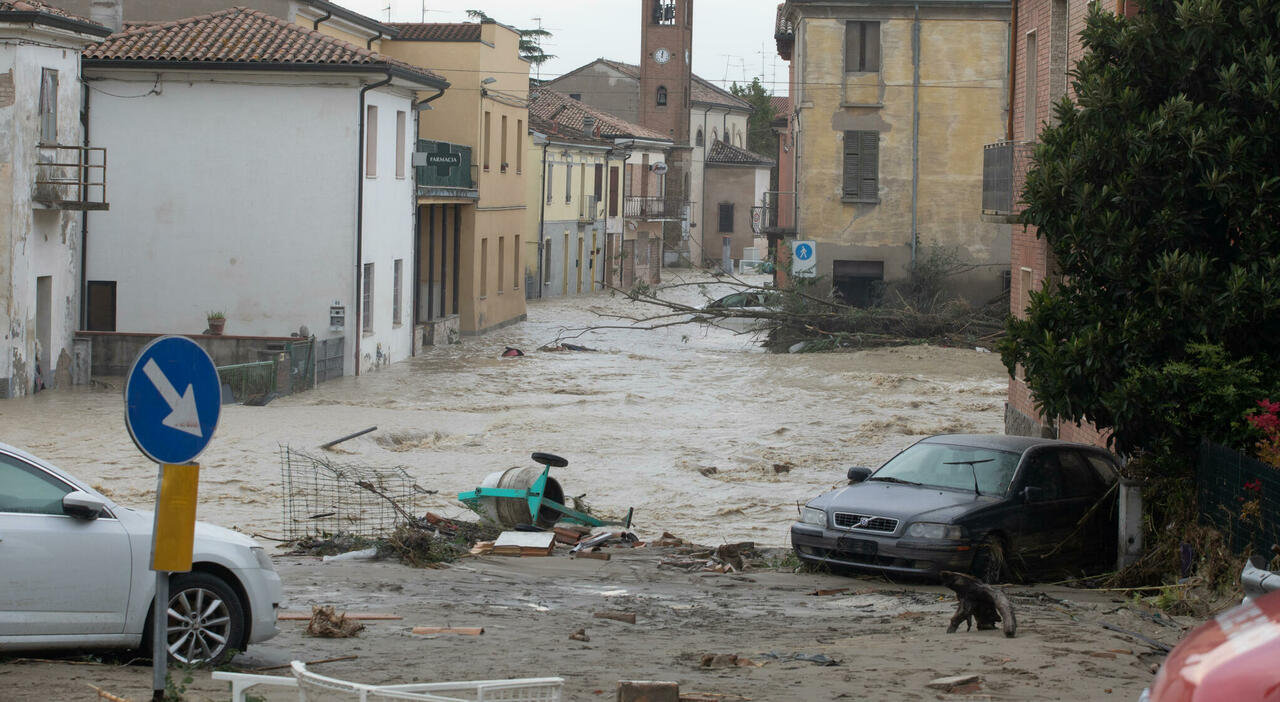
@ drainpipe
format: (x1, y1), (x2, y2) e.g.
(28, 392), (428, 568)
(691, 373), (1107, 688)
(1007, 0), (1017, 140)
(79, 80), (90, 330)
(355, 70), (393, 376)
(367, 30), (382, 50)
(910, 4), (921, 270)
(312, 9), (331, 30)
(537, 138), (549, 298)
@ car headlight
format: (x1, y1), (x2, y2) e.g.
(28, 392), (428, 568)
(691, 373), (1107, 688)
(800, 506), (827, 527)
(905, 522), (966, 540)
(251, 546), (275, 570)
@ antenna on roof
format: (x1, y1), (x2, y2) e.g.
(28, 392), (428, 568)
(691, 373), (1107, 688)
(383, 4), (391, 22)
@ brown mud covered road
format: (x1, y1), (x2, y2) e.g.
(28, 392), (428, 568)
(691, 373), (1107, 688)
(0, 272), (1178, 699)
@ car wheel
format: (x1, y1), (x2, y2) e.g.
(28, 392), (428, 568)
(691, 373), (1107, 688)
(143, 572), (245, 666)
(971, 535), (1010, 584)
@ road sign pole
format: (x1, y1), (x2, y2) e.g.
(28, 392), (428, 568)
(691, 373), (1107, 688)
(152, 567), (168, 701)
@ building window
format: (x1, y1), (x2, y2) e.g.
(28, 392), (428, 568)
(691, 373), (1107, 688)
(712, 128), (718, 142)
(833, 260), (884, 307)
(513, 235), (521, 290)
(547, 164), (554, 203)
(500, 114), (508, 172)
(656, 86), (668, 106)
(653, 0), (676, 24)
(362, 262), (374, 332)
(85, 280), (115, 332)
(483, 110), (492, 171)
(844, 21), (881, 73)
(1019, 267), (1033, 319)
(718, 203), (734, 232)
(695, 128), (704, 147)
(39, 68), (57, 144)
(480, 238), (488, 297)
(1025, 31), (1039, 140)
(365, 105), (378, 177)
(842, 130), (879, 202)
(497, 237), (505, 293)
(392, 258), (403, 325)
(395, 110), (406, 179)
(516, 119), (524, 173)
(569, 92), (581, 100)
(565, 159), (572, 202)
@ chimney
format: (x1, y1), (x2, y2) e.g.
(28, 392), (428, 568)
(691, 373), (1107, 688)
(90, 0), (123, 33)
(582, 115), (595, 138)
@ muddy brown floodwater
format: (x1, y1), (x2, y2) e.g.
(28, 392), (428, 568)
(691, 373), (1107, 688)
(0, 271), (1008, 545)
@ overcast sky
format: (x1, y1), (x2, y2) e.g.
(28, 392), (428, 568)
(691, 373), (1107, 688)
(334, 0), (789, 95)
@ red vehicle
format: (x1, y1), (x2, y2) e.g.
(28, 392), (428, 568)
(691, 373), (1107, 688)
(1141, 587), (1280, 701)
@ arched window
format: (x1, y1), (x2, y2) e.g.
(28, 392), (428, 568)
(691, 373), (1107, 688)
(695, 128), (704, 147)
(735, 132), (743, 147)
(712, 128), (718, 142)
(656, 86), (668, 106)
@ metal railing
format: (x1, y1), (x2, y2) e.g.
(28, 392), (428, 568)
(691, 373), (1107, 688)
(982, 141), (1035, 216)
(623, 195), (685, 219)
(32, 145), (107, 210)
(578, 195), (600, 222)
(759, 190), (797, 233)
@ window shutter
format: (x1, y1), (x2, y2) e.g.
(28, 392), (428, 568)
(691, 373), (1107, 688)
(843, 130), (879, 202)
(859, 131), (879, 201)
(718, 203), (734, 232)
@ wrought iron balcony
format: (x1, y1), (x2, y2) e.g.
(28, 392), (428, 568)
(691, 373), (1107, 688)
(623, 195), (685, 220)
(982, 141), (1035, 218)
(757, 190), (796, 235)
(32, 145), (107, 210)
(414, 139), (475, 197)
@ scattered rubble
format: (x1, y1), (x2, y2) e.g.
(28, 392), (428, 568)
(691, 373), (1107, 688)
(305, 605), (365, 638)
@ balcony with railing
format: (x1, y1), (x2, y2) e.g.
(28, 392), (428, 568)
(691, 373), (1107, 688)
(578, 194), (600, 223)
(982, 141), (1035, 220)
(757, 190), (796, 235)
(414, 139), (477, 199)
(623, 195), (685, 220)
(32, 145), (107, 210)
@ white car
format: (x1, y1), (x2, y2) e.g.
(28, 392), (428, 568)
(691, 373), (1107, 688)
(0, 442), (282, 664)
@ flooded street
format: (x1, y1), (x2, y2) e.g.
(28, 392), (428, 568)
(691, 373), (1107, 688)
(0, 270), (1007, 544)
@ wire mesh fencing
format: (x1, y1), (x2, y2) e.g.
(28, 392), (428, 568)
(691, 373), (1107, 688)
(280, 446), (421, 540)
(1197, 440), (1280, 553)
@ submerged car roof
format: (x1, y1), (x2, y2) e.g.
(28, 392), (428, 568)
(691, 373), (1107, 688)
(919, 434), (1104, 454)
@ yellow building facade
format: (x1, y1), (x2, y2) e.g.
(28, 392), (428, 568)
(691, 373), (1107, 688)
(778, 0), (1010, 304)
(382, 20), (530, 335)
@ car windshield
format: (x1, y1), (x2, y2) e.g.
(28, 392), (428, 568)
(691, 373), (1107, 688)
(871, 442), (1021, 496)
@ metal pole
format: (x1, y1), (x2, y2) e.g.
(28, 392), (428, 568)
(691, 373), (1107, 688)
(152, 570), (168, 699)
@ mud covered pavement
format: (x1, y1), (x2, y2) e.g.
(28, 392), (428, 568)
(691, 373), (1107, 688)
(2, 547), (1176, 700)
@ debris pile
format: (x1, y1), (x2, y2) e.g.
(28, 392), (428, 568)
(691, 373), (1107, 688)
(658, 539), (761, 574)
(305, 605), (365, 638)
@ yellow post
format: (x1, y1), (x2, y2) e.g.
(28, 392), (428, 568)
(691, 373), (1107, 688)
(151, 463), (199, 572)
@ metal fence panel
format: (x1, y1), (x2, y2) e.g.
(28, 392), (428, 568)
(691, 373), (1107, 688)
(316, 337), (344, 384)
(1197, 440), (1280, 552)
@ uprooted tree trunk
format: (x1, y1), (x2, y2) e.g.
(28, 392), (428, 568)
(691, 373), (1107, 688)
(941, 570), (1017, 638)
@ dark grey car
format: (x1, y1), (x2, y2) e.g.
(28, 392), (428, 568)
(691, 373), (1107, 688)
(790, 434), (1121, 581)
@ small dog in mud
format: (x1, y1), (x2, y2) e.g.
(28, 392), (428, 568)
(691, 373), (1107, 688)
(940, 570), (1017, 638)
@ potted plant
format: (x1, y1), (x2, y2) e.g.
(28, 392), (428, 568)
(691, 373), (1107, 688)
(206, 310), (226, 335)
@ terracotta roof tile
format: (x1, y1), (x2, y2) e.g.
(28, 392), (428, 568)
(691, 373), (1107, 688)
(530, 87), (670, 143)
(588, 58), (752, 112)
(387, 22), (482, 41)
(770, 96), (792, 115)
(85, 7), (445, 86)
(706, 140), (774, 166)
(0, 0), (106, 30)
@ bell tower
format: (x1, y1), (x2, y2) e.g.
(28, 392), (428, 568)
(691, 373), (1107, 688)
(639, 0), (693, 145)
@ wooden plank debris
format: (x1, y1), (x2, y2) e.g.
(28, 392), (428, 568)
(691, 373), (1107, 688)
(493, 531), (556, 557)
(593, 611), (637, 624)
(411, 626), (485, 636)
(279, 612), (402, 621)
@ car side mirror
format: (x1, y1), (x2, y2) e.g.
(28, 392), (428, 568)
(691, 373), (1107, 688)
(1021, 486), (1043, 503)
(62, 491), (107, 520)
(847, 467), (872, 484)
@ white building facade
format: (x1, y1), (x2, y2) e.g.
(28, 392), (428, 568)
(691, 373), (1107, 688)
(81, 8), (448, 376)
(0, 2), (111, 397)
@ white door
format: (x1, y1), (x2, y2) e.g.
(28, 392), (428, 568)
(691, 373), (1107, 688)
(0, 452), (133, 636)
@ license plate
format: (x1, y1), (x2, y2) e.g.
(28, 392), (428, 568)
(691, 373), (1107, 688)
(836, 537), (878, 556)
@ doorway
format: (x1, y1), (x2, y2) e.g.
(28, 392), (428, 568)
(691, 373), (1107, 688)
(35, 276), (51, 391)
(832, 260), (884, 307)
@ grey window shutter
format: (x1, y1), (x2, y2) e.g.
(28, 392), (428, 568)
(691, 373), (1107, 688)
(843, 130), (859, 197)
(859, 131), (879, 201)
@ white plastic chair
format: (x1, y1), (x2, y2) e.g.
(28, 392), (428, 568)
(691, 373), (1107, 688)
(291, 661), (564, 702)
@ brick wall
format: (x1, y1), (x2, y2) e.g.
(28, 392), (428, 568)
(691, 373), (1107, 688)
(1007, 0), (1109, 449)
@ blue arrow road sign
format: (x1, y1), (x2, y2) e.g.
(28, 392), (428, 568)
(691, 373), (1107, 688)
(795, 243), (814, 260)
(125, 336), (221, 465)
